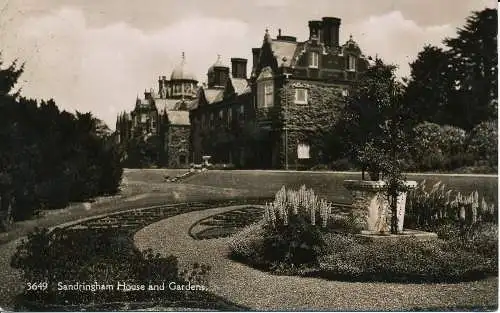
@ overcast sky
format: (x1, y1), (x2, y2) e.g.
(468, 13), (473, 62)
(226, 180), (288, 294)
(0, 0), (496, 128)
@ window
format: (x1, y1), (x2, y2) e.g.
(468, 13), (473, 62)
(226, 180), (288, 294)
(219, 109), (224, 121)
(297, 143), (310, 159)
(228, 108), (232, 125)
(294, 88), (308, 104)
(141, 114), (147, 123)
(238, 104), (245, 122)
(179, 155), (186, 165)
(342, 89), (349, 97)
(309, 52), (319, 68)
(348, 55), (356, 71)
(209, 113), (214, 129)
(257, 81), (274, 108)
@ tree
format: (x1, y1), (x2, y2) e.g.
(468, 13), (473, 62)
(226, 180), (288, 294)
(405, 45), (455, 125)
(343, 57), (413, 234)
(445, 8), (497, 130)
(406, 8), (497, 130)
(0, 53), (123, 228)
(342, 57), (413, 179)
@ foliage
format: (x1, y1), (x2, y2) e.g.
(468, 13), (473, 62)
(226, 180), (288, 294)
(343, 57), (413, 233)
(410, 122), (470, 171)
(10, 226), (210, 305)
(124, 135), (163, 168)
(228, 221), (268, 267)
(260, 186), (334, 266)
(406, 8), (498, 130)
(0, 56), (123, 226)
(466, 120), (498, 167)
(405, 180), (497, 228)
(318, 233), (496, 283)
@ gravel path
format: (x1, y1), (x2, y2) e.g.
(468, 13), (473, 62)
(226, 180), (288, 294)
(134, 206), (498, 311)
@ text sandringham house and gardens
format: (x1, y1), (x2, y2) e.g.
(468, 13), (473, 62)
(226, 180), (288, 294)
(115, 17), (370, 170)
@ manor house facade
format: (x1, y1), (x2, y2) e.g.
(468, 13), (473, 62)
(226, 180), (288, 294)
(117, 16), (370, 169)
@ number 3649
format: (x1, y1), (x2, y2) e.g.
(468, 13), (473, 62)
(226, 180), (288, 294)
(26, 282), (48, 291)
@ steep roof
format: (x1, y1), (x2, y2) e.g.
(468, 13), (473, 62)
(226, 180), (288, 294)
(203, 88), (224, 104)
(154, 98), (181, 111)
(230, 78), (250, 95)
(271, 40), (298, 67)
(167, 110), (190, 126)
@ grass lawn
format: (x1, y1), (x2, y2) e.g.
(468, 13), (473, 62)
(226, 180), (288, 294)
(182, 170), (498, 204)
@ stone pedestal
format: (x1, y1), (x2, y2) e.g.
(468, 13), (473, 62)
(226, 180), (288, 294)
(343, 180), (417, 233)
(202, 156), (212, 168)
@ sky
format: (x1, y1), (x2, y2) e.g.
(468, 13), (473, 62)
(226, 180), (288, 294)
(0, 0), (496, 128)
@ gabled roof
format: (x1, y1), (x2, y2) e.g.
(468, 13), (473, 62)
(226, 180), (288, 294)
(154, 98), (181, 111)
(203, 88), (224, 104)
(167, 110), (190, 126)
(271, 40), (298, 67)
(230, 78), (250, 95)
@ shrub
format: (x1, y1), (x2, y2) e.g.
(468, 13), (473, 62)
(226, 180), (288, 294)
(318, 234), (496, 283)
(262, 213), (325, 266)
(411, 122), (469, 171)
(10, 227), (210, 306)
(466, 120), (498, 167)
(329, 158), (354, 171)
(257, 186), (334, 267)
(228, 221), (268, 268)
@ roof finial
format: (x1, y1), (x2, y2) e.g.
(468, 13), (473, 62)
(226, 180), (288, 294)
(182, 51), (185, 60)
(349, 34), (353, 41)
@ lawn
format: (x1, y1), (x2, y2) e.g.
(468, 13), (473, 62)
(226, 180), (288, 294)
(181, 170), (498, 204)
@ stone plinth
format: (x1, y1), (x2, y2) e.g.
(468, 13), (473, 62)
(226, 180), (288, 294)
(343, 180), (417, 233)
(356, 229), (438, 243)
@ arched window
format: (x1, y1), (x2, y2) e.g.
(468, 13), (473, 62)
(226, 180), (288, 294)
(257, 67), (274, 108)
(348, 55), (356, 71)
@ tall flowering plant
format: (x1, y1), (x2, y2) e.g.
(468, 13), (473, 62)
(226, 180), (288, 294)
(263, 185), (333, 228)
(261, 185), (332, 266)
(406, 180), (497, 227)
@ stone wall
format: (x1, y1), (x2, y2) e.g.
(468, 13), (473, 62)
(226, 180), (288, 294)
(166, 125), (190, 168)
(278, 79), (347, 169)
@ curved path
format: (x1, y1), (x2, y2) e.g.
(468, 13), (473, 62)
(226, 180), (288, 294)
(134, 205), (498, 311)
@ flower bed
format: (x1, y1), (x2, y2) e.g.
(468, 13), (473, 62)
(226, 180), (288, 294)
(228, 185), (498, 283)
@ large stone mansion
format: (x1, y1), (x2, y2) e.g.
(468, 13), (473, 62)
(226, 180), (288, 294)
(116, 16), (371, 169)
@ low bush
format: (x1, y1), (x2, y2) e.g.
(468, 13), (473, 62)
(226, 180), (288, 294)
(317, 234), (496, 283)
(10, 227), (210, 306)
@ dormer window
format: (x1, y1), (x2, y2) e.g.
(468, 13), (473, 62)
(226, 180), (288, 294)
(309, 52), (319, 68)
(348, 55), (356, 71)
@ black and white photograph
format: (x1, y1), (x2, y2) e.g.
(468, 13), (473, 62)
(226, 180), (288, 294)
(0, 0), (498, 311)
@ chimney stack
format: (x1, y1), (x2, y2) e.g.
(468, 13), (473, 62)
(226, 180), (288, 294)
(321, 17), (341, 47)
(251, 48), (261, 76)
(231, 58), (248, 79)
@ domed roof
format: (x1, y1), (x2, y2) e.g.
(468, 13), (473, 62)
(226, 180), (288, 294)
(207, 54), (229, 73)
(170, 52), (197, 81)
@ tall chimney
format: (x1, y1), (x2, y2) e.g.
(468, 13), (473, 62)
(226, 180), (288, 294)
(251, 48), (261, 76)
(231, 58), (248, 79)
(308, 20), (322, 41)
(322, 17), (341, 47)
